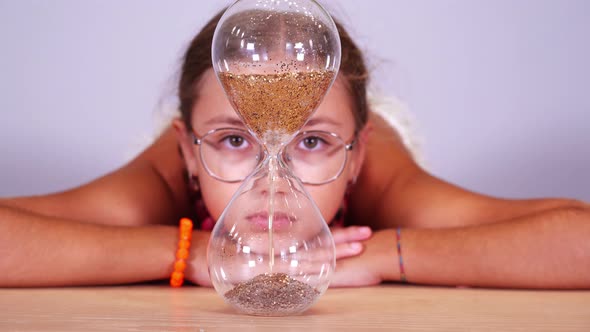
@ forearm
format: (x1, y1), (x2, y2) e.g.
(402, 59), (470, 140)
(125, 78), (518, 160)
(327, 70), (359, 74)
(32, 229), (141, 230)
(384, 206), (590, 289)
(0, 205), (182, 287)
(362, 167), (588, 229)
(0, 158), (190, 228)
(397, 191), (587, 230)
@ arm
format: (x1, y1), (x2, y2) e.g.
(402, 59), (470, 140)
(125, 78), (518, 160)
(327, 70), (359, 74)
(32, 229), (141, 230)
(1, 205), (165, 286)
(0, 126), (214, 287)
(333, 205), (590, 289)
(395, 205), (590, 289)
(334, 113), (590, 289)
(0, 204), (213, 287)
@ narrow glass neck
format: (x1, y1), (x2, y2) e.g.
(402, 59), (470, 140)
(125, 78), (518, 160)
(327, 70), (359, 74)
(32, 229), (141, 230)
(260, 130), (295, 156)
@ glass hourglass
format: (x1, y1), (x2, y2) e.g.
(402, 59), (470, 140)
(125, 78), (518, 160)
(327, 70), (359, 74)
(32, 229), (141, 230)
(207, 0), (341, 316)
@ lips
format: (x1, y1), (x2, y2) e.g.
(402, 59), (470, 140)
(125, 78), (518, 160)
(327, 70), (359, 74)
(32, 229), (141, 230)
(246, 211), (295, 231)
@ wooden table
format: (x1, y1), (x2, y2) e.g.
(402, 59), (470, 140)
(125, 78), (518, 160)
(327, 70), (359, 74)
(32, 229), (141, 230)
(1, 284), (589, 331)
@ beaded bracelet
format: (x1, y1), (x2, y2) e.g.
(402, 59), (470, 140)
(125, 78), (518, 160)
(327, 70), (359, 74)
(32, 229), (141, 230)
(170, 218), (193, 287)
(395, 227), (408, 283)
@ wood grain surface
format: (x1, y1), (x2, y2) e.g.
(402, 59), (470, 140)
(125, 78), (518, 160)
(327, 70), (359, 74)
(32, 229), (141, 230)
(1, 284), (589, 331)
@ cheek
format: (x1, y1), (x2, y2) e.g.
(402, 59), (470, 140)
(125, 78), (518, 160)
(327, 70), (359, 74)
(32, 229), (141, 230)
(198, 176), (240, 220)
(305, 177), (348, 224)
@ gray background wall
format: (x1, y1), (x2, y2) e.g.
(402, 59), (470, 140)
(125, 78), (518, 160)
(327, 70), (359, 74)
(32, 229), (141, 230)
(1, 0), (588, 201)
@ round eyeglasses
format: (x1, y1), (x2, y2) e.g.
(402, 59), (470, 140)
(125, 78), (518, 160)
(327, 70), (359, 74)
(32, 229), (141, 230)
(192, 128), (355, 185)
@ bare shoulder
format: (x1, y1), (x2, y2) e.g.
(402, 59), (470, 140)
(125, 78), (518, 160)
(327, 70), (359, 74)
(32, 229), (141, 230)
(0, 124), (190, 226)
(134, 125), (190, 210)
(348, 113), (587, 229)
(348, 111), (421, 229)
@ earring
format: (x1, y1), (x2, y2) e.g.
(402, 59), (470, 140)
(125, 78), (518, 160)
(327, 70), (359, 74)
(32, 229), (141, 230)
(188, 173), (200, 192)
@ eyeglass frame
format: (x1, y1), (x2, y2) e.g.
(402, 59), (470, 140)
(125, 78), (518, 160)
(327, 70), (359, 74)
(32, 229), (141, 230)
(191, 127), (357, 185)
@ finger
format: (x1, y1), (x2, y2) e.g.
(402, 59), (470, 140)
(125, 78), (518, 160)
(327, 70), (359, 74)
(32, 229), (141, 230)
(294, 241), (363, 265)
(331, 226), (372, 244)
(335, 242), (364, 260)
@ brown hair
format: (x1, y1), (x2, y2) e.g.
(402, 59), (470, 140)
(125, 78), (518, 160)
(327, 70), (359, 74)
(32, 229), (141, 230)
(178, 8), (369, 132)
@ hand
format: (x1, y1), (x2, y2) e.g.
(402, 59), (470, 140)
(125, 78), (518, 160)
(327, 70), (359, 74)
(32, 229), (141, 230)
(185, 230), (213, 287)
(284, 226), (373, 271)
(184, 226), (373, 287)
(330, 228), (398, 287)
(331, 225), (373, 260)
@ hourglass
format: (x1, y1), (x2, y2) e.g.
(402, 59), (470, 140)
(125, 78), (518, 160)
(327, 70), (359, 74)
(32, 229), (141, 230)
(207, 0), (341, 316)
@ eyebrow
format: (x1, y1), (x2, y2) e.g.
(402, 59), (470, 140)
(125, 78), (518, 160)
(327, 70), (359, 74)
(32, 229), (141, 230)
(204, 115), (246, 127)
(304, 116), (343, 128)
(203, 114), (343, 129)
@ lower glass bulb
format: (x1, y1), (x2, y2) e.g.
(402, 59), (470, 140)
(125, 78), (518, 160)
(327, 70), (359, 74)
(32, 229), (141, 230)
(207, 155), (336, 316)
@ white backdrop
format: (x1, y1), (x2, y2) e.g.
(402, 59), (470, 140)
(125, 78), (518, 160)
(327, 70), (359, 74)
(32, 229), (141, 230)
(1, 0), (588, 201)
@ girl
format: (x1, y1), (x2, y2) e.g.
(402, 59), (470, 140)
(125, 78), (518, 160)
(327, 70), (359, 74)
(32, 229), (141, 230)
(1, 8), (588, 289)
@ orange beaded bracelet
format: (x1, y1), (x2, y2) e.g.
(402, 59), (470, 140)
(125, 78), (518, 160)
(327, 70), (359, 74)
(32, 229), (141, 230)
(170, 218), (193, 287)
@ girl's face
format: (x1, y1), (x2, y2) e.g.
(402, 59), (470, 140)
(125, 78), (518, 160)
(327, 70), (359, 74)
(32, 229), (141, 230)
(175, 69), (368, 224)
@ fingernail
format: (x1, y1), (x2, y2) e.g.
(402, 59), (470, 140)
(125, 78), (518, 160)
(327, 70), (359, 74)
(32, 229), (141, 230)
(349, 242), (362, 251)
(359, 227), (371, 235)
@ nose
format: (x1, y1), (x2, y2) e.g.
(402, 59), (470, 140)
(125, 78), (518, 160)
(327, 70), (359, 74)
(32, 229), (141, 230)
(283, 152), (293, 163)
(249, 168), (303, 198)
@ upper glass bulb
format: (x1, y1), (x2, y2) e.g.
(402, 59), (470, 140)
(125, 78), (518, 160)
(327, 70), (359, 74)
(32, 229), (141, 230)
(212, 0), (341, 146)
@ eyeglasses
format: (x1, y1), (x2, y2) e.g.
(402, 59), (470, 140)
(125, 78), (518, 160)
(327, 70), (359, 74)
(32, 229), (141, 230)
(192, 128), (356, 185)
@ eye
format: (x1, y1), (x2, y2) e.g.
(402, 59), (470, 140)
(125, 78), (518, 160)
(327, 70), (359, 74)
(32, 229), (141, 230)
(222, 134), (250, 150)
(228, 135), (244, 147)
(298, 135), (326, 151)
(303, 137), (319, 149)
